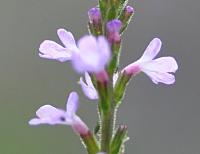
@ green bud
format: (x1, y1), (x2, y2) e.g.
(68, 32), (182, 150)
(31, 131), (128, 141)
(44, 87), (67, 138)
(111, 125), (128, 154)
(114, 72), (132, 105)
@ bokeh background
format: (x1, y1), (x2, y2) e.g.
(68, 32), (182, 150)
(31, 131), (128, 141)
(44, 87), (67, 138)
(0, 0), (199, 153)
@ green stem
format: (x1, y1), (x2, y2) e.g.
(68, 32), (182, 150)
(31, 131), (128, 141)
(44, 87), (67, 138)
(101, 110), (112, 152)
(99, 81), (116, 153)
(81, 131), (100, 154)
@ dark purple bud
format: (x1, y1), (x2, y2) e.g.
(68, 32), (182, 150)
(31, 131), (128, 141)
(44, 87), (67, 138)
(106, 19), (122, 43)
(124, 6), (134, 19)
(88, 7), (101, 24)
(106, 19), (122, 33)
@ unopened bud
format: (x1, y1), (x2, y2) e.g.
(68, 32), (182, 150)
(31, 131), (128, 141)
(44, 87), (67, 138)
(111, 125), (128, 154)
(124, 6), (134, 20)
(120, 5), (135, 34)
(88, 7), (101, 25)
(106, 19), (122, 43)
(88, 7), (102, 35)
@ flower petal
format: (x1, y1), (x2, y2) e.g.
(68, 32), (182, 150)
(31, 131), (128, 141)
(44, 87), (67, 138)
(141, 57), (178, 74)
(98, 36), (111, 64)
(29, 105), (67, 125)
(143, 71), (175, 84)
(77, 36), (102, 71)
(29, 118), (47, 125)
(150, 57), (178, 73)
(57, 29), (76, 49)
(79, 73), (98, 100)
(72, 35), (111, 73)
(39, 40), (72, 62)
(138, 38), (162, 62)
(66, 92), (79, 117)
(36, 105), (64, 118)
(85, 73), (93, 86)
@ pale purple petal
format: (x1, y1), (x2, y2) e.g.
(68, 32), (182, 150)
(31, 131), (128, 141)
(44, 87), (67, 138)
(77, 36), (102, 71)
(39, 40), (72, 62)
(29, 118), (59, 125)
(98, 36), (111, 64)
(29, 105), (67, 125)
(57, 29), (76, 49)
(36, 105), (64, 118)
(138, 38), (162, 62)
(79, 73), (98, 100)
(142, 57), (178, 73)
(72, 35), (111, 73)
(29, 118), (46, 125)
(85, 72), (94, 87)
(66, 92), (79, 117)
(143, 71), (175, 84)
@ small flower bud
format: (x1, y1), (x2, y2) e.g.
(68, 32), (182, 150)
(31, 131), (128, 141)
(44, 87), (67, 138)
(113, 72), (132, 104)
(124, 6), (134, 20)
(88, 7), (103, 35)
(119, 5), (135, 34)
(106, 19), (122, 43)
(88, 7), (101, 25)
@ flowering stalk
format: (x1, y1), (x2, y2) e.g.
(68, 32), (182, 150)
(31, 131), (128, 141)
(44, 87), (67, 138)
(29, 0), (178, 154)
(95, 72), (114, 152)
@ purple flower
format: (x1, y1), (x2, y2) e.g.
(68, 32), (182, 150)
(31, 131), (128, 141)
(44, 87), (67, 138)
(39, 29), (111, 73)
(29, 92), (89, 135)
(123, 38), (178, 84)
(79, 72), (119, 100)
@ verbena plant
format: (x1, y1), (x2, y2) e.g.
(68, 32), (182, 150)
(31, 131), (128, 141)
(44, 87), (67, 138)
(29, 0), (178, 154)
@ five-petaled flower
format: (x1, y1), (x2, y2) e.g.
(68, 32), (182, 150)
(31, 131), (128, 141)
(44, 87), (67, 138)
(123, 38), (178, 84)
(29, 92), (89, 135)
(39, 29), (111, 73)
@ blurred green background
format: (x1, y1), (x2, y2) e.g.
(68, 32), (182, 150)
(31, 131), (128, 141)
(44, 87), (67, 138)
(0, 0), (199, 153)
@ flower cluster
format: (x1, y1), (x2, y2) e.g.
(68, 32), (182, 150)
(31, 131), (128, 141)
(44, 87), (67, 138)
(29, 1), (178, 154)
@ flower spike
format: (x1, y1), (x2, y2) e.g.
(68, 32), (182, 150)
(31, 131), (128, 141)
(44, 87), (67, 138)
(123, 38), (178, 84)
